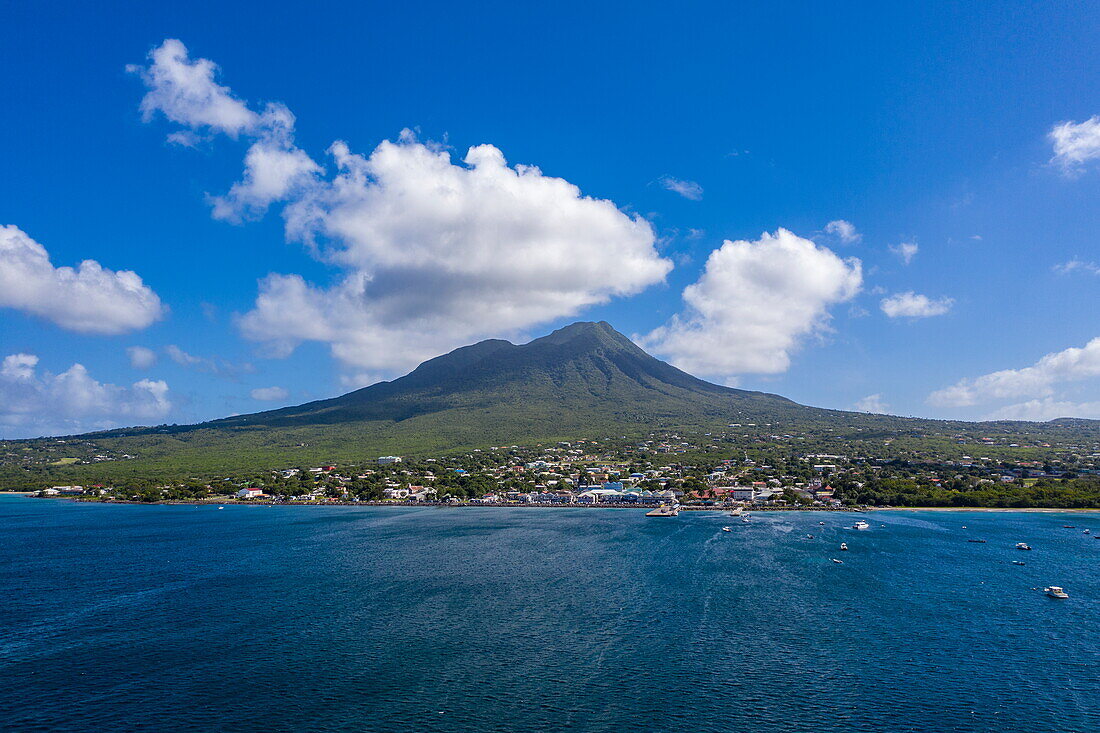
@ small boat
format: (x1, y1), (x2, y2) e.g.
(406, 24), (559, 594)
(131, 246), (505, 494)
(1085, 529), (1092, 535)
(1044, 586), (1069, 599)
(840, 542), (848, 551)
(832, 558), (843, 564)
(722, 526), (732, 532)
(1063, 525), (1075, 529)
(807, 534), (814, 539)
(967, 539), (987, 543)
(218, 506), (224, 509)
(1016, 542), (1032, 551)
(1012, 560), (1025, 565)
(729, 507), (744, 517)
(853, 520), (870, 531)
(818, 521), (825, 525)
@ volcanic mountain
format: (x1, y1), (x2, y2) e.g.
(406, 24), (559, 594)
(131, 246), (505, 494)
(213, 320), (800, 431)
(5, 321), (1095, 485)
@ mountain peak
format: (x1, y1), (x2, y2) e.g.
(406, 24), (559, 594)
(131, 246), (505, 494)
(529, 320), (637, 351)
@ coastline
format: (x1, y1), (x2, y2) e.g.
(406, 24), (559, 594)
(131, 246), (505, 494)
(9, 494), (1100, 512)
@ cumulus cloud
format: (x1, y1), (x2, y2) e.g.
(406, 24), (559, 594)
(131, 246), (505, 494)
(854, 394), (890, 414)
(658, 176), (703, 200)
(890, 241), (918, 265)
(127, 346), (158, 369)
(880, 291), (953, 318)
(0, 225), (164, 334)
(1053, 259), (1100, 276)
(641, 228), (862, 379)
(1049, 116), (1100, 172)
(824, 220), (861, 244)
(0, 353), (171, 438)
(134, 41), (672, 374)
(929, 337), (1100, 408)
(250, 386), (289, 401)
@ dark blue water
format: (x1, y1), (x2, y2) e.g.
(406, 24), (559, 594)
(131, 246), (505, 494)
(1, 496), (1098, 732)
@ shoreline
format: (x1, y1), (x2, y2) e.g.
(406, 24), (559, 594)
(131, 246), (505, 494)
(8, 494), (1100, 512)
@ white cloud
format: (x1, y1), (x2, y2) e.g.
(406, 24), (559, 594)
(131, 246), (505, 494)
(1053, 259), (1100, 276)
(659, 176), (703, 200)
(127, 346), (158, 369)
(0, 353), (171, 438)
(129, 38), (258, 137)
(0, 225), (165, 334)
(1049, 116), (1100, 172)
(237, 137), (671, 371)
(208, 105), (322, 222)
(641, 228), (862, 378)
(929, 337), (1100, 408)
(134, 41), (672, 374)
(132, 41), (322, 222)
(889, 241), (918, 265)
(339, 372), (383, 389)
(824, 220), (861, 244)
(854, 394), (890, 414)
(985, 398), (1100, 422)
(250, 386), (289, 401)
(880, 291), (953, 318)
(164, 345), (253, 378)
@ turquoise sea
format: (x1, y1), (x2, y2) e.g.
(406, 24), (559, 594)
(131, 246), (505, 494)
(1, 495), (1098, 732)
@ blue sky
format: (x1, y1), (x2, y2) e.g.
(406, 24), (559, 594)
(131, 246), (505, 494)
(3, 1), (1100, 437)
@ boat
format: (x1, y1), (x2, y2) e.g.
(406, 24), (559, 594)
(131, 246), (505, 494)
(1044, 586), (1069, 599)
(1063, 525), (1075, 528)
(818, 521), (825, 525)
(1012, 560), (1025, 565)
(729, 507), (744, 517)
(967, 539), (987, 543)
(1085, 529), (1091, 535)
(722, 526), (732, 532)
(853, 520), (870, 530)
(807, 534), (814, 539)
(832, 558), (843, 564)
(1015, 542), (1032, 551)
(840, 542), (848, 551)
(645, 504), (680, 517)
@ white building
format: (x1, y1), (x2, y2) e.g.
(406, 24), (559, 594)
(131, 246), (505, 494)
(378, 456), (402, 465)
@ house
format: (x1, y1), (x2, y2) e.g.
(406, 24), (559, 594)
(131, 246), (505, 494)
(236, 488), (266, 499)
(383, 487), (410, 499)
(378, 456), (402, 465)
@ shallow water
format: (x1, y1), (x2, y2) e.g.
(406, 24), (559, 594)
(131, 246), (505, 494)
(1, 496), (1098, 731)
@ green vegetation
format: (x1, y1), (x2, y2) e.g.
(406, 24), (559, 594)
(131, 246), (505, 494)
(3, 322), (1099, 508)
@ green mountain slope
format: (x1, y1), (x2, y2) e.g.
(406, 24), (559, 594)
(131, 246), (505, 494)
(2, 321), (1097, 487)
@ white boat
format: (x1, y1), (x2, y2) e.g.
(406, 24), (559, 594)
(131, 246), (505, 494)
(832, 558), (843, 564)
(853, 520), (870, 530)
(1085, 529), (1091, 535)
(840, 542), (848, 551)
(818, 521), (825, 525)
(722, 526), (732, 532)
(1015, 542), (1031, 551)
(729, 507), (744, 517)
(1045, 586), (1069, 599)
(1012, 560), (1025, 565)
(806, 534), (814, 539)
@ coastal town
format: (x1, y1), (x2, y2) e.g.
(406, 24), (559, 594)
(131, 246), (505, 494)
(26, 428), (1100, 508)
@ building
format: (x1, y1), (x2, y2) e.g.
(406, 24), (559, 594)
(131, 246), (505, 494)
(236, 488), (266, 499)
(378, 456), (402, 465)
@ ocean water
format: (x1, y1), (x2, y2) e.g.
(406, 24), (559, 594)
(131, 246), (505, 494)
(1, 496), (1098, 732)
